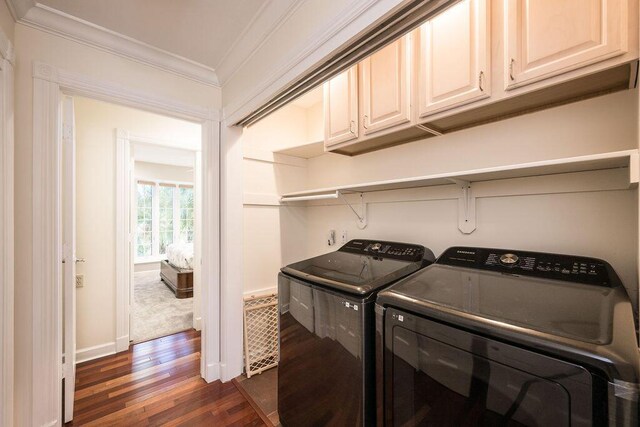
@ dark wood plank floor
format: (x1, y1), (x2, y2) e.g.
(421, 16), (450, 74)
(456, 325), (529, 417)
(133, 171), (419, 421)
(66, 329), (265, 426)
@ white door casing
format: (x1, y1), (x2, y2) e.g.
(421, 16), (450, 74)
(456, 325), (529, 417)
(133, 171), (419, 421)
(62, 96), (77, 423)
(32, 62), (222, 426)
(115, 129), (132, 352)
(0, 34), (14, 427)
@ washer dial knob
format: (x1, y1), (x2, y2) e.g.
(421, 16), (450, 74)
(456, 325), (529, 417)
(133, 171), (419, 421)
(500, 253), (519, 266)
(370, 243), (382, 252)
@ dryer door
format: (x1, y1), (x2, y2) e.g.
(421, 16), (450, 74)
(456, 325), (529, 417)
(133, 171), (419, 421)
(383, 308), (595, 426)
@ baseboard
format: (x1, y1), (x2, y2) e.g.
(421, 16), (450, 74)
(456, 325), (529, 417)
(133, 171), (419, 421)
(220, 362), (242, 383)
(204, 362), (220, 383)
(193, 316), (202, 331)
(75, 342), (116, 364)
(115, 335), (130, 352)
(243, 286), (277, 298)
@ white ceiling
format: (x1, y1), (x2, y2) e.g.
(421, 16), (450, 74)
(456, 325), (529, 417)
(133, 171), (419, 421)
(36, 0), (266, 70)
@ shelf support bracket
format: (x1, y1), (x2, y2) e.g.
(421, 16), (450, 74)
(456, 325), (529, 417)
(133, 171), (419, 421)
(338, 191), (367, 229)
(448, 179), (476, 234)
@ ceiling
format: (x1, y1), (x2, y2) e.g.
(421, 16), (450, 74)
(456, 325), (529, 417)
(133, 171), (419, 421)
(36, 0), (266, 70)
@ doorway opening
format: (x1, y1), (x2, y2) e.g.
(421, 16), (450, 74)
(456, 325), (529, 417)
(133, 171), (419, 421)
(61, 95), (203, 422)
(131, 142), (202, 343)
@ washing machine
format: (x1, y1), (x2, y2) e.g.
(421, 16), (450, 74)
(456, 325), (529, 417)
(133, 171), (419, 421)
(278, 239), (435, 426)
(376, 246), (640, 426)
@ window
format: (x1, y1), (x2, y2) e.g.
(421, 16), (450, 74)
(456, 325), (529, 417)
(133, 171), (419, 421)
(179, 186), (194, 243)
(135, 180), (195, 261)
(136, 183), (153, 257)
(158, 185), (174, 254)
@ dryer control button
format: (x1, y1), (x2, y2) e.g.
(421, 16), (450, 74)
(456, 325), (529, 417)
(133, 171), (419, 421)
(499, 253), (519, 266)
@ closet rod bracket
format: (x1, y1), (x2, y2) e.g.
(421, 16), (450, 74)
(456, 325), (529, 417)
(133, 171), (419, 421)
(447, 179), (476, 234)
(338, 191), (368, 229)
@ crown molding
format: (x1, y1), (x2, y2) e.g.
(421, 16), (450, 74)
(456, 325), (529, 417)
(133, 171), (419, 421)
(215, 0), (304, 86)
(223, 0), (394, 125)
(17, 3), (220, 87)
(33, 61), (221, 122)
(4, 0), (33, 21)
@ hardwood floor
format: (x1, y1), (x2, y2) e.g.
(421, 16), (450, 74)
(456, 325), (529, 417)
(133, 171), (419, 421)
(67, 330), (265, 426)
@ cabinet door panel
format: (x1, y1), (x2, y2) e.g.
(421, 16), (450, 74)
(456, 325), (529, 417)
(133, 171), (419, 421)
(324, 66), (358, 147)
(505, 0), (628, 89)
(419, 0), (490, 117)
(361, 37), (411, 135)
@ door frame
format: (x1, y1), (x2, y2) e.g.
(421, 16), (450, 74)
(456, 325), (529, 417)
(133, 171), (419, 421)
(0, 31), (14, 427)
(116, 130), (204, 352)
(32, 61), (223, 426)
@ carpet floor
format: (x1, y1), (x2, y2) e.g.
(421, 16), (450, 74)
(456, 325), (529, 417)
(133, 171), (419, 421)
(131, 270), (193, 343)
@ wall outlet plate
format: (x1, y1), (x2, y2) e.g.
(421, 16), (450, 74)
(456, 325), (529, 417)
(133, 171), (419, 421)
(76, 274), (84, 288)
(327, 230), (336, 246)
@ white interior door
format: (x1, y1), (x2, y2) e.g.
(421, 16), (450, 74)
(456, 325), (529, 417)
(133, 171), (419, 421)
(62, 96), (77, 423)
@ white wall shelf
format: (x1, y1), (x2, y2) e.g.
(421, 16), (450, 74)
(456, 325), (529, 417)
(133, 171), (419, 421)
(280, 149), (639, 234)
(281, 149), (639, 198)
(274, 141), (325, 159)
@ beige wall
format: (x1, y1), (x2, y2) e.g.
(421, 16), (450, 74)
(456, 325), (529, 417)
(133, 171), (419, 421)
(0, 1), (14, 44)
(135, 161), (194, 184)
(13, 23), (217, 424)
(242, 102), (313, 295)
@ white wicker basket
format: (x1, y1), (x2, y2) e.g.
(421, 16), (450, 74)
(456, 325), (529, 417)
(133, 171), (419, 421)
(243, 293), (279, 378)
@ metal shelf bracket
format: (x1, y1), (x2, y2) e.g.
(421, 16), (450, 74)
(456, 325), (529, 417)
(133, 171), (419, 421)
(448, 179), (476, 234)
(338, 191), (368, 229)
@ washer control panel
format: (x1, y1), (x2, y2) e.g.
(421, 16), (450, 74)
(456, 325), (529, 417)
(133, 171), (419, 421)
(339, 239), (428, 262)
(438, 247), (615, 287)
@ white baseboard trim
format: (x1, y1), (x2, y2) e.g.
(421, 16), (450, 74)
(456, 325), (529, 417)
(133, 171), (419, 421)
(193, 316), (202, 331)
(220, 362), (242, 383)
(204, 362), (220, 383)
(115, 335), (130, 353)
(75, 342), (116, 364)
(243, 286), (277, 298)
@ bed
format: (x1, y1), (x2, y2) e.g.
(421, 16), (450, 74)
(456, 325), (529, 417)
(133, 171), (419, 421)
(160, 243), (194, 298)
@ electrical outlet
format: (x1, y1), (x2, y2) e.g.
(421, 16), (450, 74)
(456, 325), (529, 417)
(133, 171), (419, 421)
(341, 230), (348, 244)
(327, 230), (336, 246)
(76, 274), (84, 288)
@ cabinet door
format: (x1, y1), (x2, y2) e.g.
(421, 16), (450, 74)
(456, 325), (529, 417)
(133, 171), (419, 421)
(505, 0), (628, 89)
(324, 66), (359, 147)
(418, 0), (490, 117)
(360, 36), (411, 135)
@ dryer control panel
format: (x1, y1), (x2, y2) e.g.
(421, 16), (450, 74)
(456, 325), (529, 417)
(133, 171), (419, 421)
(438, 247), (617, 287)
(339, 239), (433, 263)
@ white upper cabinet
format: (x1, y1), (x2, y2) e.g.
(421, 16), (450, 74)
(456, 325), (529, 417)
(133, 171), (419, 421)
(418, 0), (490, 117)
(324, 66), (359, 147)
(360, 36), (412, 135)
(505, 0), (628, 89)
